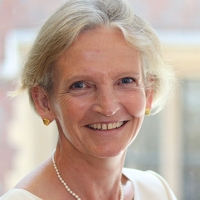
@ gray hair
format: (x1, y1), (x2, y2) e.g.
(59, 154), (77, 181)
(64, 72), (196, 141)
(18, 0), (176, 114)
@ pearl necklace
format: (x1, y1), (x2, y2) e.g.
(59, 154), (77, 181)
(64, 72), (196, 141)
(52, 150), (124, 200)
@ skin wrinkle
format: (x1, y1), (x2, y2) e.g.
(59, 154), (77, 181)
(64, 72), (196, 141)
(47, 27), (151, 161)
(30, 27), (151, 200)
(11, 0), (176, 197)
(22, 26), (154, 200)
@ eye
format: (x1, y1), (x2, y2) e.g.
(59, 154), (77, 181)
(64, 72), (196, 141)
(71, 81), (86, 89)
(120, 77), (134, 84)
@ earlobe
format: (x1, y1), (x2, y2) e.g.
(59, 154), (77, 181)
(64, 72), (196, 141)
(31, 86), (55, 120)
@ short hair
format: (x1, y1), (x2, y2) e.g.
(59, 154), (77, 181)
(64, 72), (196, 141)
(17, 0), (176, 114)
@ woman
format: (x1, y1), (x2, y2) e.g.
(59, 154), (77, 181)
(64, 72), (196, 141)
(1, 0), (177, 199)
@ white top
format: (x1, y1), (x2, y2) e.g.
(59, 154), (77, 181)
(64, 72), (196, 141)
(0, 168), (177, 200)
(0, 189), (42, 200)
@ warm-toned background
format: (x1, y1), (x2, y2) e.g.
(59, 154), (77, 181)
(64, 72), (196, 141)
(0, 0), (200, 199)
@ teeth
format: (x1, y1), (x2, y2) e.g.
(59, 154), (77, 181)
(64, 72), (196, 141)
(88, 122), (124, 130)
(97, 124), (101, 129)
(102, 124), (107, 130)
(108, 123), (113, 130)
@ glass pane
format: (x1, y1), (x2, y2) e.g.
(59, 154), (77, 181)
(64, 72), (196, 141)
(182, 80), (200, 200)
(125, 115), (160, 173)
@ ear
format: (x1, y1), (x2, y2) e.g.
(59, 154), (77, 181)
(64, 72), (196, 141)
(31, 86), (56, 121)
(145, 88), (154, 110)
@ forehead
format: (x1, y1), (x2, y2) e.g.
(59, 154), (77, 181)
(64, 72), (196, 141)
(54, 27), (142, 79)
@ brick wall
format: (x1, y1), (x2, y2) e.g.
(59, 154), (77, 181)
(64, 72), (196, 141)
(130, 0), (200, 30)
(0, 81), (15, 194)
(0, 0), (199, 196)
(0, 0), (63, 65)
(0, 0), (63, 194)
(1, 0), (200, 64)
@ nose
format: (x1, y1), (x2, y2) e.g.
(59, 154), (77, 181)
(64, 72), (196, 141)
(92, 88), (120, 116)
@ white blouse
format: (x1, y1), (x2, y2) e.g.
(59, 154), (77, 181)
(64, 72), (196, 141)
(0, 168), (177, 200)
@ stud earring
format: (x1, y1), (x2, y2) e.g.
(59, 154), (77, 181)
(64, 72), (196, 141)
(43, 118), (51, 126)
(145, 108), (151, 116)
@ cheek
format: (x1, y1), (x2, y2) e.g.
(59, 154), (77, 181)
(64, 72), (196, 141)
(57, 97), (91, 124)
(123, 91), (146, 116)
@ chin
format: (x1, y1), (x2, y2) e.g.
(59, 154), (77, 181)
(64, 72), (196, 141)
(88, 144), (128, 159)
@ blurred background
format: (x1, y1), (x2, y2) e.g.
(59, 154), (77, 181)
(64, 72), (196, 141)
(0, 0), (200, 199)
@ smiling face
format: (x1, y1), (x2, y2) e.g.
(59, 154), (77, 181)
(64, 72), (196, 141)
(41, 27), (152, 158)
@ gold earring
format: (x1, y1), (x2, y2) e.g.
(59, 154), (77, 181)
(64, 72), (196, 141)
(145, 108), (151, 116)
(43, 118), (51, 126)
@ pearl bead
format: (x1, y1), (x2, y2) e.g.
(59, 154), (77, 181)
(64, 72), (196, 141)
(52, 149), (124, 200)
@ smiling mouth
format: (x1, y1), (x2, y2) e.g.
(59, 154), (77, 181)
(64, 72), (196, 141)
(87, 121), (127, 130)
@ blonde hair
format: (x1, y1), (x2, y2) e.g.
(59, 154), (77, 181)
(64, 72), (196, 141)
(18, 0), (175, 114)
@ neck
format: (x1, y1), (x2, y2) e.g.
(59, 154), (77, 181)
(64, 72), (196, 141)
(54, 140), (126, 199)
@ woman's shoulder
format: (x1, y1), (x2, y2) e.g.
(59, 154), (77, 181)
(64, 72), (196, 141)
(122, 167), (169, 186)
(0, 189), (42, 200)
(122, 168), (177, 200)
(0, 159), (54, 200)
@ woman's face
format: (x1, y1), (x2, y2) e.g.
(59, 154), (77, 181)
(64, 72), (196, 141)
(49, 27), (152, 158)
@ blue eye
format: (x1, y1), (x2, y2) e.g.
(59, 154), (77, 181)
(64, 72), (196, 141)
(121, 77), (133, 84)
(71, 81), (85, 89)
